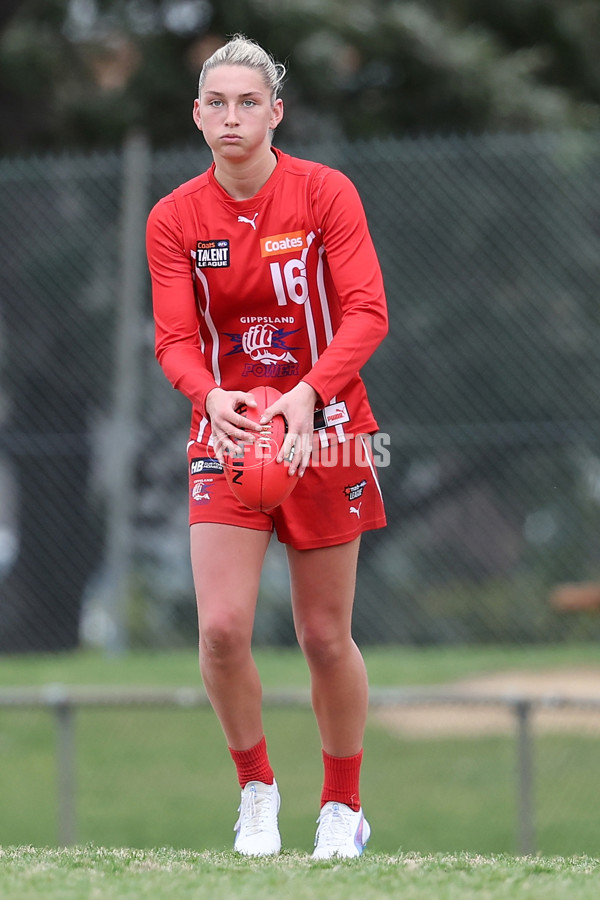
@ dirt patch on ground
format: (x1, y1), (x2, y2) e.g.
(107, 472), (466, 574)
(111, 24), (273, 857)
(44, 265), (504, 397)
(372, 667), (600, 738)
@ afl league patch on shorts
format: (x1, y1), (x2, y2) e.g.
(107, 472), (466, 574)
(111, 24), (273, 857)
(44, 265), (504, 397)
(271, 434), (386, 549)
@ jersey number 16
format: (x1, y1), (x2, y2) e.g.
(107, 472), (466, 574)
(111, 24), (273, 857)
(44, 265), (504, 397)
(270, 260), (308, 307)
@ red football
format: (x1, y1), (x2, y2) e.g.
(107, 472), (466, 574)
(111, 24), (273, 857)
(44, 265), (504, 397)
(223, 385), (299, 512)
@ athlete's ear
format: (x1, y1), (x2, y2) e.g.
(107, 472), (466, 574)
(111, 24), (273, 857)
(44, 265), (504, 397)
(193, 99), (203, 131)
(270, 98), (284, 131)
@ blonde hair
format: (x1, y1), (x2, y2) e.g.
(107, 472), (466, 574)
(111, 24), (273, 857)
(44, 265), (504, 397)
(198, 33), (286, 102)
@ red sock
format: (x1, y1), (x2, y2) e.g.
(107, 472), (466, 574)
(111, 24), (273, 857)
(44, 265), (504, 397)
(320, 748), (363, 812)
(228, 736), (274, 788)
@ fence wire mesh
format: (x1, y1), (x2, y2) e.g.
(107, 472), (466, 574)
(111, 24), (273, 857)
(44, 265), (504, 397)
(1, 131), (600, 651)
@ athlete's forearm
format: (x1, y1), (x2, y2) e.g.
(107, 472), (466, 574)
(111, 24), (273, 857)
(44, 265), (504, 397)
(302, 304), (388, 405)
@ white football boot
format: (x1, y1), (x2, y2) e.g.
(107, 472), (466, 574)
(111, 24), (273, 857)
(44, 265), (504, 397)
(233, 780), (281, 856)
(312, 801), (371, 859)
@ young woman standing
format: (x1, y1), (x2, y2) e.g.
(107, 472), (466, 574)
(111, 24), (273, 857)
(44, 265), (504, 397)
(146, 34), (388, 858)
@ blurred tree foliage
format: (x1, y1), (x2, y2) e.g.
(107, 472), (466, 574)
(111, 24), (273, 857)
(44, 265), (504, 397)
(1, 0), (599, 153)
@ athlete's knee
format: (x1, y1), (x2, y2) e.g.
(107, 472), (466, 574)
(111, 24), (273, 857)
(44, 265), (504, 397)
(199, 615), (249, 665)
(296, 620), (349, 669)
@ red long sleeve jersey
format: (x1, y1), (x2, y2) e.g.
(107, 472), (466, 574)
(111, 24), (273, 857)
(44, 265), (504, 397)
(146, 148), (388, 445)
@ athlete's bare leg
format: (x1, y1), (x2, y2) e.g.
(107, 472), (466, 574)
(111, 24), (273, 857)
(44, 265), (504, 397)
(287, 537), (368, 756)
(191, 523), (272, 750)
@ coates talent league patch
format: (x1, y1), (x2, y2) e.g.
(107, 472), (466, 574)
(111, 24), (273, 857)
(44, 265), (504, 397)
(195, 239), (230, 268)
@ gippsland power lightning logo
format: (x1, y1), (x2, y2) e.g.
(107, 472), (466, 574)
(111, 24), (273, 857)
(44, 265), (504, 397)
(224, 323), (302, 377)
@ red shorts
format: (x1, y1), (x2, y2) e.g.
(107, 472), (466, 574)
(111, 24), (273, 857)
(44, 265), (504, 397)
(187, 434), (387, 550)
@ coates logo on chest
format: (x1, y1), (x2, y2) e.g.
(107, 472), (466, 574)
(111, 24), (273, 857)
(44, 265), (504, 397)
(260, 231), (307, 257)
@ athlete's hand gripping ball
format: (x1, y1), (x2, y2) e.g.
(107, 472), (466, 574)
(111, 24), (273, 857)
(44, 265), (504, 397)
(260, 380), (317, 478)
(205, 387), (263, 461)
(222, 385), (300, 512)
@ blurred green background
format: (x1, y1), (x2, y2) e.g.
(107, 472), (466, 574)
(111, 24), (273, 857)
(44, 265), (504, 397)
(3, 644), (600, 856)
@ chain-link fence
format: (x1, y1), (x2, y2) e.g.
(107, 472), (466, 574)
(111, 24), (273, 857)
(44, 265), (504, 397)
(1, 130), (600, 652)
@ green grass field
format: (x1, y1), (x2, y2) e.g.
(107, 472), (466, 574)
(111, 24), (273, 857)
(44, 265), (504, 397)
(2, 643), (600, 896)
(1, 642), (599, 688)
(1, 846), (600, 900)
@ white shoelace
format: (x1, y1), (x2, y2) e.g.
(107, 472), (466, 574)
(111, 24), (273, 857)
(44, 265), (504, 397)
(315, 804), (354, 847)
(235, 786), (275, 836)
